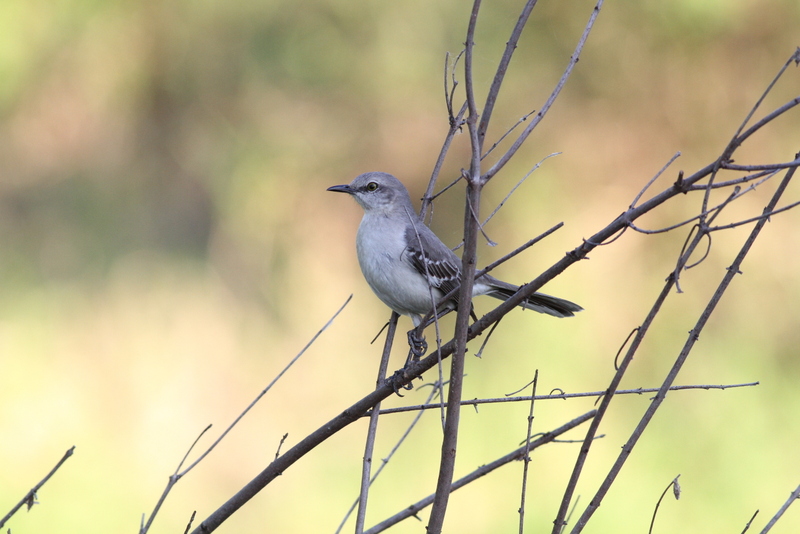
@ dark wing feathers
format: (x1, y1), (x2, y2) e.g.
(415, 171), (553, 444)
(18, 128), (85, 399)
(404, 224), (461, 298)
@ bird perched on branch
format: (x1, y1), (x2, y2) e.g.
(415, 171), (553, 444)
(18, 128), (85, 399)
(328, 171), (581, 357)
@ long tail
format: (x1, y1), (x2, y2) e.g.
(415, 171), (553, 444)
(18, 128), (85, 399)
(486, 282), (583, 318)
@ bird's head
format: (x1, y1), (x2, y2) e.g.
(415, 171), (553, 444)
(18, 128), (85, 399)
(327, 172), (414, 214)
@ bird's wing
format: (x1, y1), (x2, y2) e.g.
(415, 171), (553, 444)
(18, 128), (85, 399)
(404, 222), (462, 298)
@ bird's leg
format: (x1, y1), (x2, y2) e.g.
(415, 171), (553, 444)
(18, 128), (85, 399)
(406, 328), (428, 361)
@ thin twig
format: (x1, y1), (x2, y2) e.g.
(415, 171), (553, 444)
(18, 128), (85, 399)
(551, 278), (674, 534)
(709, 197), (800, 232)
(368, 382), (759, 416)
(728, 48), (800, 152)
(630, 174), (771, 235)
(630, 152), (681, 208)
(354, 312), (398, 534)
(140, 425), (213, 533)
(473, 315), (503, 358)
(669, 182), (743, 293)
(336, 381), (444, 534)
(518, 370), (539, 534)
(421, 101), (468, 221)
(475, 223), (563, 274)
(477, 0), (539, 146)
(462, 181), (497, 246)
(569, 155), (798, 534)
(758, 484), (800, 534)
(741, 510), (760, 534)
(482, 109), (538, 160)
(685, 169), (779, 191)
(731, 95), (800, 153)
(183, 511), (197, 534)
(701, 50), (800, 220)
(182, 294), (353, 477)
(364, 410), (596, 534)
(482, 153), (561, 227)
(0, 446), (75, 529)
(648, 475), (681, 534)
(482, 0), (604, 184)
(274, 433), (289, 461)
(721, 160), (800, 171)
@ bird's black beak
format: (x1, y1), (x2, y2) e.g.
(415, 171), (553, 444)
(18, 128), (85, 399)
(326, 184), (353, 194)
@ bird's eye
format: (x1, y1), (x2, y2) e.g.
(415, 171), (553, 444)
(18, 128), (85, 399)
(366, 182), (379, 191)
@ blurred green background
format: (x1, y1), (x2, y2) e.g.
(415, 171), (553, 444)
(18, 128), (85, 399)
(1, 0), (799, 532)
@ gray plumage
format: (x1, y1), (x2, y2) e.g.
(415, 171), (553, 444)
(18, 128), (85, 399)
(327, 171), (582, 327)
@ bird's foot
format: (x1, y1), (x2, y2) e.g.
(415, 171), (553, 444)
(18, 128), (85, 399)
(407, 330), (428, 359)
(386, 368), (414, 395)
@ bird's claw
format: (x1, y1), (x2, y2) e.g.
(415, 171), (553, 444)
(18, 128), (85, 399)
(407, 330), (428, 358)
(386, 369), (414, 395)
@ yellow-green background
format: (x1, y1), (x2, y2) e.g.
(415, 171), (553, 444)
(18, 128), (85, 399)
(1, 0), (799, 532)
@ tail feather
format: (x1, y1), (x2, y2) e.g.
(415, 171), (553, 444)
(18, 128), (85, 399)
(487, 285), (583, 318)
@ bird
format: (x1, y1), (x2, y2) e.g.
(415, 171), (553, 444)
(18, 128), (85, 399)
(327, 171), (582, 357)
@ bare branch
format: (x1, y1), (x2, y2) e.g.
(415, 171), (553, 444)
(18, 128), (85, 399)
(140, 425), (213, 534)
(0, 446), (75, 530)
(182, 294), (352, 478)
(426, 1), (484, 531)
(732, 96), (800, 151)
(364, 410), (596, 534)
(685, 169), (779, 191)
(552, 275), (675, 534)
(477, 0), (539, 145)
(482, 109), (537, 160)
(709, 198), (800, 232)
(482, 0), (605, 184)
(337, 381), (444, 534)
(421, 100), (468, 222)
(648, 475), (681, 534)
(758, 484), (800, 534)
(722, 160), (800, 171)
(183, 511), (197, 534)
(482, 152), (561, 227)
(354, 312), (398, 534)
(190, 79), (800, 532)
(630, 152), (681, 208)
(630, 182), (747, 235)
(727, 48), (800, 153)
(369, 382), (760, 416)
(518, 370), (539, 534)
(569, 157), (798, 533)
(741, 510), (760, 534)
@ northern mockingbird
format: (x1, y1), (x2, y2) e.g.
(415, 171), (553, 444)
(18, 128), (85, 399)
(328, 172), (582, 356)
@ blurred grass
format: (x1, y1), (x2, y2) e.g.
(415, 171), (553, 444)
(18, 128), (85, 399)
(1, 0), (800, 532)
